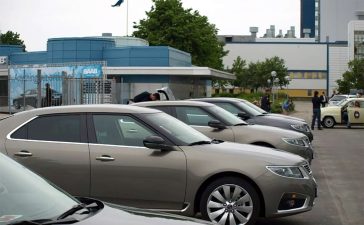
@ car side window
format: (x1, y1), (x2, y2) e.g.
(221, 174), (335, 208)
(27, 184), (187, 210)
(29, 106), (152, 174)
(149, 106), (172, 115)
(27, 115), (82, 142)
(93, 115), (156, 147)
(175, 106), (216, 126)
(214, 102), (242, 115)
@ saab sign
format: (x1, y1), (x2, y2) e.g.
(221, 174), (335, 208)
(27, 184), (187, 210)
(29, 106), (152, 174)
(82, 65), (102, 78)
(0, 56), (8, 65)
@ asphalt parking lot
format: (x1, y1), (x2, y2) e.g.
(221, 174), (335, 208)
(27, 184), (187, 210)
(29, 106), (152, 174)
(1, 102), (363, 225)
(257, 101), (364, 225)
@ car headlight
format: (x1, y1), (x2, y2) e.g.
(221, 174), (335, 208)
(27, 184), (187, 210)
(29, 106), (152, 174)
(282, 138), (308, 147)
(266, 166), (306, 179)
(291, 124), (310, 132)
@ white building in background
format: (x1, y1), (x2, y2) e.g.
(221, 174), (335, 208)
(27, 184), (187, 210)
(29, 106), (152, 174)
(319, 0), (364, 43)
(219, 0), (364, 98)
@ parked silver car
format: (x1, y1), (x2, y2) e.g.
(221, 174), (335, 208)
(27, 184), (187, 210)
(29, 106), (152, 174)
(0, 153), (213, 225)
(133, 101), (314, 162)
(0, 105), (316, 225)
(191, 97), (313, 141)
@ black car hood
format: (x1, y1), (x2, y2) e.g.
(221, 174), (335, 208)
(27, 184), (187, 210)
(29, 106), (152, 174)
(252, 113), (306, 128)
(76, 202), (212, 225)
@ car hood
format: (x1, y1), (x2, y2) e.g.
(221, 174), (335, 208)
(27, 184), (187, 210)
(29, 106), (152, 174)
(265, 113), (306, 122)
(232, 124), (305, 139)
(188, 141), (306, 166)
(321, 105), (341, 112)
(254, 114), (306, 127)
(78, 203), (212, 225)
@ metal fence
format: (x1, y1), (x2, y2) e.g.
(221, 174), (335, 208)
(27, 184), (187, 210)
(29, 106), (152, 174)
(9, 75), (116, 113)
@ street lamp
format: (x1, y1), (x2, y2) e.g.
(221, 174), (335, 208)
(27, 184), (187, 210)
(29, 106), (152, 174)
(271, 71), (277, 104)
(284, 75), (291, 98)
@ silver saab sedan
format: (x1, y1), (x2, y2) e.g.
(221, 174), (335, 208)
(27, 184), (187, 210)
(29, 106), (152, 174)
(0, 105), (316, 225)
(133, 101), (314, 162)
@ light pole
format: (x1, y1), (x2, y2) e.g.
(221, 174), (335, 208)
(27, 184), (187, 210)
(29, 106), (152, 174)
(271, 71), (277, 104)
(285, 75), (291, 98)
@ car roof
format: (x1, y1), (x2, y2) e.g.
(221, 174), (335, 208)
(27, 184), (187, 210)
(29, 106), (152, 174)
(12, 104), (161, 117)
(191, 97), (248, 103)
(132, 100), (215, 107)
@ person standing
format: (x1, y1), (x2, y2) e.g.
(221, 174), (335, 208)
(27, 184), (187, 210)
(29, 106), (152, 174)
(311, 91), (322, 130)
(44, 83), (52, 107)
(320, 91), (327, 107)
(260, 92), (271, 112)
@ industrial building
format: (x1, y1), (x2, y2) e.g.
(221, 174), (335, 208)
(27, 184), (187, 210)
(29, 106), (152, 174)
(0, 35), (234, 112)
(219, 0), (364, 97)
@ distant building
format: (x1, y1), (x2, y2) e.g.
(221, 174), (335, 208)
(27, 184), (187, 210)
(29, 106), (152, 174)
(0, 35), (234, 112)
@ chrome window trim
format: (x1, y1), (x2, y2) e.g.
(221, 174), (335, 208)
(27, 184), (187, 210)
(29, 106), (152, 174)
(6, 116), (38, 140)
(6, 116), (87, 145)
(88, 143), (148, 149)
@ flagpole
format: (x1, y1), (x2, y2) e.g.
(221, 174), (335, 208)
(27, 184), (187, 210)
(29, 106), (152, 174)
(126, 0), (129, 36)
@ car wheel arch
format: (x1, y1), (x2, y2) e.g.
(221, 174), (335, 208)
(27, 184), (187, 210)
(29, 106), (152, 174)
(193, 171), (265, 217)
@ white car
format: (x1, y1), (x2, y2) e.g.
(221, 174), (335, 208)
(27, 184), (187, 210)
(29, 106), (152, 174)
(328, 94), (356, 106)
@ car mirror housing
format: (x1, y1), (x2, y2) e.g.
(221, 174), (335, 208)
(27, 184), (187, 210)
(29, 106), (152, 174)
(237, 112), (250, 120)
(143, 136), (173, 151)
(208, 120), (226, 130)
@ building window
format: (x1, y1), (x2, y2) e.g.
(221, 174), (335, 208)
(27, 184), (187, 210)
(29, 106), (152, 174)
(354, 31), (364, 60)
(289, 71), (327, 79)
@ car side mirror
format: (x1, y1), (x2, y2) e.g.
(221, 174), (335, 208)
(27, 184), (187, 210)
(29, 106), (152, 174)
(208, 120), (226, 129)
(237, 112), (250, 120)
(143, 136), (173, 151)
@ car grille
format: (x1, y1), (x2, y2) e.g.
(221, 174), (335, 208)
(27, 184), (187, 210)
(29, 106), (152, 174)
(302, 164), (312, 175)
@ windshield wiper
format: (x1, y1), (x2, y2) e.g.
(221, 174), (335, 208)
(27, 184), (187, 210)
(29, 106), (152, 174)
(9, 218), (79, 225)
(234, 123), (248, 126)
(188, 140), (211, 146)
(211, 139), (224, 144)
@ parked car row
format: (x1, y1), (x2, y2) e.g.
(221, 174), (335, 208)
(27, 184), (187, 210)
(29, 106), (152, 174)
(0, 103), (317, 225)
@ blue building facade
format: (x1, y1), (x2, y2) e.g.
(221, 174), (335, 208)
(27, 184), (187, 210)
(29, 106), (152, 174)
(300, 0), (316, 38)
(0, 37), (233, 111)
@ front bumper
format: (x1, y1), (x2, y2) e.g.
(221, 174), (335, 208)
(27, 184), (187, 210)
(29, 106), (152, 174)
(257, 168), (317, 218)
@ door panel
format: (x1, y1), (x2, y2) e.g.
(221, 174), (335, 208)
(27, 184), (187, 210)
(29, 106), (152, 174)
(5, 114), (90, 197)
(89, 114), (187, 210)
(348, 101), (364, 124)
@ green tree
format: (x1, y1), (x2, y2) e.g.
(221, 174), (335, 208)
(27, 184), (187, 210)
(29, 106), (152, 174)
(0, 31), (26, 51)
(336, 58), (364, 94)
(230, 56), (249, 88)
(133, 0), (227, 70)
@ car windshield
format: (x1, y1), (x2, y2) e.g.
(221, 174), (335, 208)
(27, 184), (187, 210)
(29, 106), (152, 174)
(338, 99), (350, 106)
(234, 102), (262, 116)
(239, 100), (267, 114)
(143, 112), (211, 146)
(0, 154), (78, 224)
(330, 95), (347, 102)
(207, 105), (248, 126)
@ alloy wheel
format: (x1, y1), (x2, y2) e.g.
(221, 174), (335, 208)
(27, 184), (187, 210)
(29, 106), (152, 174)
(206, 184), (253, 225)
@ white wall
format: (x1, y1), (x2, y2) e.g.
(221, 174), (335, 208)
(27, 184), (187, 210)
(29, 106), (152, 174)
(320, 0), (364, 42)
(329, 46), (349, 95)
(223, 43), (327, 70)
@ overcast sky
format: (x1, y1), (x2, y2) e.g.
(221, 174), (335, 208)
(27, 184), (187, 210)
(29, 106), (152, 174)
(0, 0), (300, 51)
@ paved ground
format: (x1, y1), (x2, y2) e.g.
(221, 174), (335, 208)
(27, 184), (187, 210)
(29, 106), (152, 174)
(256, 101), (364, 225)
(1, 102), (363, 224)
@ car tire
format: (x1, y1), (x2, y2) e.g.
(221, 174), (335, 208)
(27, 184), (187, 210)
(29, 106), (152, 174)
(323, 116), (335, 128)
(200, 177), (260, 225)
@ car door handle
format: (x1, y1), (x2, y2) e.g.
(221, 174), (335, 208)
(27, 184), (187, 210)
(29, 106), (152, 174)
(14, 150), (33, 157)
(95, 155), (115, 162)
